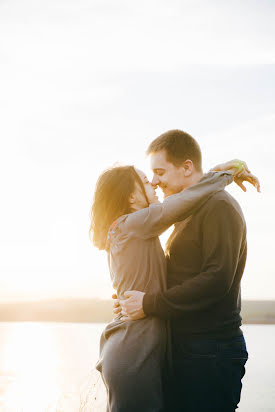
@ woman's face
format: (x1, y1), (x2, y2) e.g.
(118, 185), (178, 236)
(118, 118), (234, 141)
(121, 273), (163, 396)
(130, 169), (159, 210)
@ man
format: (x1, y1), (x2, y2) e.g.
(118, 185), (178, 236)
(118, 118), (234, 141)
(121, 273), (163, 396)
(115, 130), (257, 411)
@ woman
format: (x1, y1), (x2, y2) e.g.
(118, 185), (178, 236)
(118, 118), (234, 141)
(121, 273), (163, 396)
(90, 162), (258, 412)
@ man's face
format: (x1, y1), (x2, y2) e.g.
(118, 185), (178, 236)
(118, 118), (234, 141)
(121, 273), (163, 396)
(150, 150), (189, 198)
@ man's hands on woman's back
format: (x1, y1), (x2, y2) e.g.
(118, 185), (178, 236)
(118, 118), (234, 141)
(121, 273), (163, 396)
(112, 291), (146, 321)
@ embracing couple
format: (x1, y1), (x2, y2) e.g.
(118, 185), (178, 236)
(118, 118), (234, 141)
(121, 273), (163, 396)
(90, 129), (260, 412)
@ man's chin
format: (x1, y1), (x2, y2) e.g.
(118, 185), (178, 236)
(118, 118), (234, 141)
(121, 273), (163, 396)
(162, 188), (180, 198)
(150, 198), (160, 204)
(163, 190), (172, 198)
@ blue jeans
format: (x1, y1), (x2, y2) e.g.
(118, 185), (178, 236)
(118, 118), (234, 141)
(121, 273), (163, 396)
(165, 334), (248, 412)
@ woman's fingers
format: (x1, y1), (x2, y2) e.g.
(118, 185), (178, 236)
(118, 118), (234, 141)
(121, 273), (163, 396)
(212, 160), (260, 192)
(234, 178), (247, 192)
(236, 160), (250, 174)
(232, 167), (260, 192)
(247, 174), (261, 192)
(241, 172), (261, 192)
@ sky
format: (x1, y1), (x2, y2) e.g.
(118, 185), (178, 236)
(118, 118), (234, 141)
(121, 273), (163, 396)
(0, 0), (274, 301)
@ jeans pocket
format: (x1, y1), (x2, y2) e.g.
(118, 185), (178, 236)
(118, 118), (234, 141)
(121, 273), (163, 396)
(219, 336), (248, 360)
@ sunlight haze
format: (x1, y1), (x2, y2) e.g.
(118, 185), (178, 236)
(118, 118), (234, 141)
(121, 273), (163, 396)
(0, 0), (274, 301)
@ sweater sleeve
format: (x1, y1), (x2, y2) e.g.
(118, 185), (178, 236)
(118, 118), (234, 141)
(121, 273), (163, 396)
(143, 198), (246, 319)
(120, 171), (233, 239)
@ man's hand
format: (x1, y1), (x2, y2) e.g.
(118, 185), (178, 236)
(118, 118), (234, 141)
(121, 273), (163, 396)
(211, 159), (260, 193)
(119, 290), (146, 321)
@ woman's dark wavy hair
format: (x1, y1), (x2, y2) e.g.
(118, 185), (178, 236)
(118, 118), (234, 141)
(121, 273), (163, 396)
(90, 165), (148, 251)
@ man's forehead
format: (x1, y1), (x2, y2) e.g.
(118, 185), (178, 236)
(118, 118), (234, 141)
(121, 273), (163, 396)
(149, 150), (170, 170)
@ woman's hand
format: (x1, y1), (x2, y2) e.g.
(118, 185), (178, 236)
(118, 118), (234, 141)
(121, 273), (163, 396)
(211, 159), (260, 193)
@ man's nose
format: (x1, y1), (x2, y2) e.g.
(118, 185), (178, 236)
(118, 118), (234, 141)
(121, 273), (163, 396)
(151, 174), (160, 187)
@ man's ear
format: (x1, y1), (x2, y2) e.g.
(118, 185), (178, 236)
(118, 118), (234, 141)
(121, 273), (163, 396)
(182, 159), (193, 177)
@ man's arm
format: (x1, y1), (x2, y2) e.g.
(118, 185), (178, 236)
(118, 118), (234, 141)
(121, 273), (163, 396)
(120, 198), (246, 320)
(142, 199), (246, 319)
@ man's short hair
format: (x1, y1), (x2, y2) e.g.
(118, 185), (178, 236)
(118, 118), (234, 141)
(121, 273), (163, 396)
(146, 129), (202, 171)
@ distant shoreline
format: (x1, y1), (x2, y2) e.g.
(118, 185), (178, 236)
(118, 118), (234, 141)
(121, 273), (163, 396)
(0, 299), (275, 324)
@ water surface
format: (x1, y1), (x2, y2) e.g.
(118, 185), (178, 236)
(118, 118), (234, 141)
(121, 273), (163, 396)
(0, 323), (273, 411)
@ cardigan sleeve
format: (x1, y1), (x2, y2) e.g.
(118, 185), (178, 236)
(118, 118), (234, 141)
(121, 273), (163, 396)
(119, 171), (233, 240)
